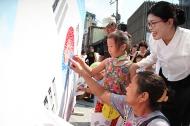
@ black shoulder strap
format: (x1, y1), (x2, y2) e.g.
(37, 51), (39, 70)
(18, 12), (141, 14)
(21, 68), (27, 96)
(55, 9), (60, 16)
(140, 115), (170, 126)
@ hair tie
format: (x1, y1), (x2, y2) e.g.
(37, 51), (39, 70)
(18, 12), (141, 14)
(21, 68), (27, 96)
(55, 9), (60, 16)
(157, 89), (168, 102)
(124, 31), (128, 35)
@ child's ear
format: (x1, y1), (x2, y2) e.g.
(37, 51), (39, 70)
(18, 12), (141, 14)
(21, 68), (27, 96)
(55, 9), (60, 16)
(121, 44), (127, 50)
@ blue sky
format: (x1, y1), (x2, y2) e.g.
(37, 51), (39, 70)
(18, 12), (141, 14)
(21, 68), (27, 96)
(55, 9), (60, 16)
(0, 0), (18, 50)
(85, 0), (180, 26)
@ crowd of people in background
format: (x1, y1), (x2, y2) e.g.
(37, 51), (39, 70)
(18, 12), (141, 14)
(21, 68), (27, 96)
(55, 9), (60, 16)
(73, 1), (190, 126)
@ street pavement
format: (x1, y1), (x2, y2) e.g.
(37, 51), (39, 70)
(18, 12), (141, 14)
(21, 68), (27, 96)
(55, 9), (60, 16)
(69, 99), (94, 126)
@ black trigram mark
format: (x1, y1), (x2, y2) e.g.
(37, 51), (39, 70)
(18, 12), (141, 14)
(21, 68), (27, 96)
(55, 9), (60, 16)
(44, 96), (48, 105)
(94, 121), (100, 126)
(104, 120), (110, 125)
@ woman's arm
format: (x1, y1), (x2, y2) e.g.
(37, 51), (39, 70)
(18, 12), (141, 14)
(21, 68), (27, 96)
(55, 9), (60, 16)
(136, 37), (157, 68)
(136, 52), (157, 68)
(145, 64), (154, 72)
(70, 58), (112, 107)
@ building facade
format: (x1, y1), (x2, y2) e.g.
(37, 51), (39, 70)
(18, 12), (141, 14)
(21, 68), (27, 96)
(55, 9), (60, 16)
(180, 0), (190, 28)
(82, 11), (97, 50)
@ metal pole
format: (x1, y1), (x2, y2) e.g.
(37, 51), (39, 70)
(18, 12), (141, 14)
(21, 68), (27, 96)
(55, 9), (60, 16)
(110, 0), (119, 22)
(116, 0), (118, 22)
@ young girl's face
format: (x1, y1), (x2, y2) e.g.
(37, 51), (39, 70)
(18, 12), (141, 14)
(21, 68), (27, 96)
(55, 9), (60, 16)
(132, 47), (137, 53)
(136, 57), (143, 62)
(107, 38), (123, 58)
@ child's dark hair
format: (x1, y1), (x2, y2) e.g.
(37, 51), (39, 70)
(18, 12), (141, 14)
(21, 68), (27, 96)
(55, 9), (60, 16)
(108, 30), (130, 54)
(138, 40), (148, 49)
(132, 44), (138, 48)
(133, 54), (144, 63)
(81, 49), (86, 55)
(136, 71), (175, 111)
(147, 1), (186, 27)
(130, 44), (138, 53)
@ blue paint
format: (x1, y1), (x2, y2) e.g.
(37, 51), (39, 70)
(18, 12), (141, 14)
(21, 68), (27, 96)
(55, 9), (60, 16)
(62, 51), (73, 74)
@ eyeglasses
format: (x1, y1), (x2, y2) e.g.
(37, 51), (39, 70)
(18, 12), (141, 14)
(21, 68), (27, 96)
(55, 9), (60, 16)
(146, 20), (166, 28)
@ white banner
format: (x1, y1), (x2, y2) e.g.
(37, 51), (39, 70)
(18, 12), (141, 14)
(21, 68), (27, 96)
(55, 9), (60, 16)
(0, 0), (85, 125)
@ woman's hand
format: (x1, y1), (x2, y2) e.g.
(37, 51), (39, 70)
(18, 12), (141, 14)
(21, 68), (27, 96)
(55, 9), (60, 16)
(77, 85), (85, 91)
(69, 58), (83, 75)
(77, 86), (91, 93)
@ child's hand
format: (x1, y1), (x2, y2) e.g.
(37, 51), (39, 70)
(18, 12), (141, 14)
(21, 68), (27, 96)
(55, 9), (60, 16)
(73, 55), (84, 65)
(69, 58), (83, 75)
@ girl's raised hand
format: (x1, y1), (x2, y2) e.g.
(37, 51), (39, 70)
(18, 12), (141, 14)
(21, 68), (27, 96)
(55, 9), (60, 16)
(73, 55), (84, 65)
(69, 58), (83, 74)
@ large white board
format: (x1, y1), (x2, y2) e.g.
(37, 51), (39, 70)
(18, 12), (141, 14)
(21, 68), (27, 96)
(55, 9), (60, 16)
(0, 0), (85, 125)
